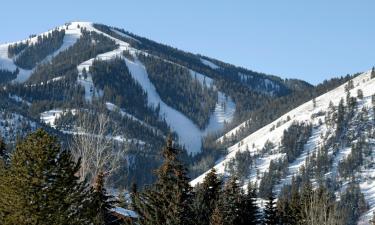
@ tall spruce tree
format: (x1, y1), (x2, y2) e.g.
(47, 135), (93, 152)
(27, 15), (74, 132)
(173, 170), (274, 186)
(263, 192), (279, 225)
(193, 168), (222, 225)
(371, 67), (375, 79)
(214, 176), (243, 225)
(238, 182), (260, 225)
(133, 137), (193, 225)
(0, 136), (6, 161)
(0, 129), (92, 225)
(91, 172), (118, 225)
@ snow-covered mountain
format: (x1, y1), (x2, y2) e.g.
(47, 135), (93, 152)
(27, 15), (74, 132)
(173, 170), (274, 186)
(0, 21), (313, 187)
(192, 69), (375, 224)
(0, 22), (308, 152)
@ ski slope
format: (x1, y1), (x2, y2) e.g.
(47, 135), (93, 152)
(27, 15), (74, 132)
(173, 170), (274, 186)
(192, 69), (375, 224)
(70, 22), (235, 154)
(0, 22), (82, 83)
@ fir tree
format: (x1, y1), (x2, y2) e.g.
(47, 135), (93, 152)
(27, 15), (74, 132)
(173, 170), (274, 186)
(193, 168), (222, 225)
(133, 136), (193, 225)
(371, 67), (375, 79)
(210, 207), (224, 225)
(238, 182), (260, 225)
(263, 192), (279, 225)
(0, 136), (6, 161)
(215, 176), (243, 225)
(0, 129), (92, 225)
(91, 172), (117, 225)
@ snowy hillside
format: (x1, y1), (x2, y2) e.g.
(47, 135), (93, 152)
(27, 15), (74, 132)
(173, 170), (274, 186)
(0, 22), (82, 83)
(192, 69), (375, 224)
(47, 21), (235, 155)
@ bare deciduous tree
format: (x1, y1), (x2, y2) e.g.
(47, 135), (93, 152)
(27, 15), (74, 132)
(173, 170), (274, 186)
(71, 112), (125, 184)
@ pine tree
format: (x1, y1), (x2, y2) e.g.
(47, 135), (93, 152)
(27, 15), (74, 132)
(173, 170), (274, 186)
(238, 182), (260, 225)
(0, 136), (6, 161)
(0, 129), (92, 225)
(210, 206), (224, 225)
(133, 136), (193, 225)
(371, 67), (375, 79)
(215, 176), (242, 225)
(263, 192), (279, 225)
(193, 168), (222, 225)
(91, 172), (117, 225)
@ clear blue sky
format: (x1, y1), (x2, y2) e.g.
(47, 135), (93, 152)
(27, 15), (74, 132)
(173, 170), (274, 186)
(1, 0), (374, 84)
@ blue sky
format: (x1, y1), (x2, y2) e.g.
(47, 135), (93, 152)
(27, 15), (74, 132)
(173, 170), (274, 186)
(1, 0), (374, 84)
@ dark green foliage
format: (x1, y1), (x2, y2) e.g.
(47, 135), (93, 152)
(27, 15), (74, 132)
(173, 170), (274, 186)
(0, 68), (18, 84)
(7, 41), (29, 58)
(193, 169), (223, 225)
(337, 182), (368, 225)
(139, 54), (217, 129)
(14, 29), (65, 69)
(28, 29), (118, 84)
(263, 192), (279, 225)
(214, 176), (243, 225)
(0, 136), (6, 160)
(225, 149), (253, 181)
(281, 122), (312, 162)
(133, 137), (193, 225)
(0, 129), (92, 225)
(258, 159), (288, 198)
(91, 172), (118, 225)
(220, 74), (355, 148)
(238, 183), (260, 225)
(357, 89), (364, 99)
(371, 67), (375, 79)
(338, 136), (368, 179)
(90, 58), (152, 119)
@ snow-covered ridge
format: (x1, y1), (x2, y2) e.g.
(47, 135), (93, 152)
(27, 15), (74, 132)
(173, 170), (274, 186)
(192, 69), (375, 225)
(192, 70), (375, 185)
(200, 58), (220, 70)
(3, 21), (235, 154)
(69, 22), (235, 154)
(0, 22), (82, 83)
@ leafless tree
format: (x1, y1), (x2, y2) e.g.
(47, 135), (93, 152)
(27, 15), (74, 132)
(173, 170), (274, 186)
(71, 111), (126, 185)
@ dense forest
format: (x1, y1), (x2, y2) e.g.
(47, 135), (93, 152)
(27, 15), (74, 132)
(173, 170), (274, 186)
(0, 130), (372, 225)
(138, 54), (217, 129)
(11, 29), (65, 69)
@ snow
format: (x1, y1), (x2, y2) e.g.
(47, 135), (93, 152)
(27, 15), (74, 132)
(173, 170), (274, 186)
(40, 109), (77, 128)
(8, 94), (31, 106)
(63, 22), (235, 154)
(200, 58), (220, 70)
(192, 70), (375, 188)
(192, 69), (375, 225)
(125, 57), (203, 154)
(6, 21), (234, 154)
(0, 112), (37, 142)
(203, 91), (235, 135)
(111, 28), (141, 43)
(190, 70), (214, 88)
(112, 207), (138, 218)
(105, 102), (162, 135)
(0, 22), (82, 83)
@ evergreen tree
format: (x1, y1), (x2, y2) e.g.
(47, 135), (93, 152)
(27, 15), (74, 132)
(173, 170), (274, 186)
(0, 136), (6, 161)
(0, 129), (92, 225)
(215, 176), (243, 225)
(371, 67), (375, 79)
(238, 182), (260, 225)
(263, 192), (279, 225)
(210, 206), (224, 225)
(133, 137), (193, 225)
(193, 168), (222, 225)
(91, 172), (117, 225)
